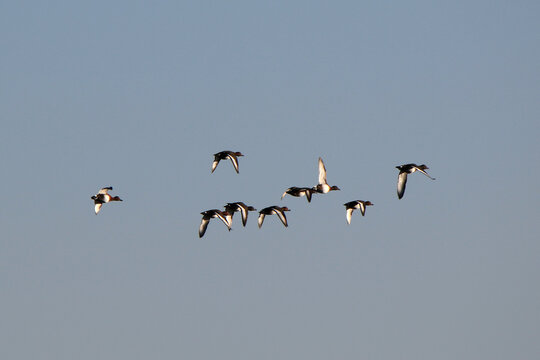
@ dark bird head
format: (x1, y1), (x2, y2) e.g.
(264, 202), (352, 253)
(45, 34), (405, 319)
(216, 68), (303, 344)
(330, 186), (340, 191)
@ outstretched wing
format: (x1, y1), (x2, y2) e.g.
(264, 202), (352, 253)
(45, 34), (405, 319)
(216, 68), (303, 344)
(274, 208), (288, 227)
(211, 158), (220, 173)
(318, 157), (327, 185)
(346, 208), (354, 224)
(257, 213), (266, 228)
(359, 202), (366, 216)
(413, 166), (436, 180)
(214, 211), (231, 230)
(199, 218), (210, 238)
(224, 212), (233, 227)
(397, 172), (408, 199)
(305, 189), (313, 203)
(238, 204), (249, 227)
(94, 203), (103, 215)
(227, 154), (240, 173)
(98, 187), (112, 194)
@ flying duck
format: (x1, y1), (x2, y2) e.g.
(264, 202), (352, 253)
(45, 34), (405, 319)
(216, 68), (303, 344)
(313, 157), (340, 194)
(224, 202), (257, 227)
(91, 187), (123, 215)
(396, 163), (436, 199)
(344, 200), (374, 224)
(258, 206), (290, 228)
(281, 187), (316, 203)
(199, 209), (231, 238)
(211, 151), (244, 174)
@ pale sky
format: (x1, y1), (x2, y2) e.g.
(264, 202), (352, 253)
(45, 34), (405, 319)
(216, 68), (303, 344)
(1, 1), (539, 359)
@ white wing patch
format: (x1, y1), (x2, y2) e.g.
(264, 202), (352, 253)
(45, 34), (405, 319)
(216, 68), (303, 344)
(414, 166), (436, 180)
(346, 208), (354, 224)
(258, 213), (265, 228)
(318, 157), (327, 185)
(397, 172), (408, 199)
(305, 189), (312, 202)
(199, 218), (210, 238)
(359, 202), (366, 216)
(274, 209), (288, 227)
(227, 154), (240, 173)
(225, 213), (233, 227)
(211, 159), (220, 173)
(215, 212), (231, 230)
(239, 205), (248, 226)
(94, 203), (103, 215)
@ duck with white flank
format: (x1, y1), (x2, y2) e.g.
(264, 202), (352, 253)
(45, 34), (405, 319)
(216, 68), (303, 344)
(211, 151), (244, 174)
(199, 209), (231, 238)
(258, 206), (290, 228)
(224, 202), (257, 227)
(396, 164), (436, 199)
(313, 157), (340, 194)
(281, 187), (316, 203)
(344, 200), (374, 224)
(91, 187), (123, 215)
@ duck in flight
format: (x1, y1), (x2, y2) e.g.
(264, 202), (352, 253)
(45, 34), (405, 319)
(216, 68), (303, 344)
(396, 164), (436, 199)
(199, 209), (231, 238)
(281, 187), (316, 203)
(91, 187), (123, 215)
(224, 202), (257, 227)
(313, 157), (340, 194)
(258, 206), (290, 228)
(344, 200), (373, 224)
(211, 151), (244, 174)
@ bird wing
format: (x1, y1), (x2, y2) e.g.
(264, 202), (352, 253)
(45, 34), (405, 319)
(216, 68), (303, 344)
(225, 212), (233, 227)
(346, 208), (354, 224)
(214, 211), (231, 230)
(360, 202), (366, 216)
(227, 154), (240, 173)
(98, 187), (112, 194)
(318, 157), (327, 185)
(238, 204), (249, 226)
(211, 158), (220, 173)
(274, 208), (288, 227)
(397, 172), (408, 199)
(281, 189), (289, 200)
(94, 203), (103, 215)
(305, 189), (312, 203)
(199, 218), (210, 238)
(258, 213), (265, 228)
(413, 166), (436, 180)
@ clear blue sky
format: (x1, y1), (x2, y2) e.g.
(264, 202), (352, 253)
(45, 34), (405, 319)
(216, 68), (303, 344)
(1, 1), (539, 359)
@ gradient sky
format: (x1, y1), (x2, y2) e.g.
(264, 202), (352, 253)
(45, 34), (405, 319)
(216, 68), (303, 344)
(1, 1), (539, 359)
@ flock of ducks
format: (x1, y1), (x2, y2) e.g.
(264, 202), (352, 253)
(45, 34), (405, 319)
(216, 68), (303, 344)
(91, 151), (436, 237)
